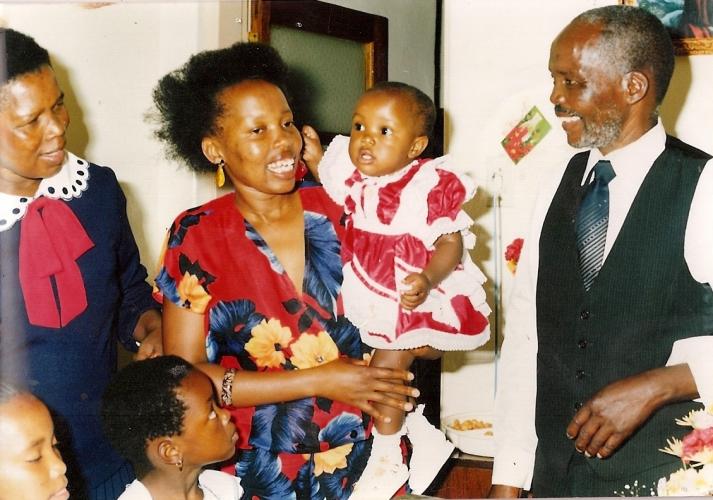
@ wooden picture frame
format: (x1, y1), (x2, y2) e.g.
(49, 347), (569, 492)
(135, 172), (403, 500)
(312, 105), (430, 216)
(250, 0), (388, 141)
(622, 0), (713, 55)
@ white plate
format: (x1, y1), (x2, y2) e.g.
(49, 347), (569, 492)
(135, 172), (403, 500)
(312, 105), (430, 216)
(443, 412), (495, 457)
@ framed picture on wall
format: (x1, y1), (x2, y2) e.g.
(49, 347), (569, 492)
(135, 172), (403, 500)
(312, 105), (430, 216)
(622, 0), (713, 55)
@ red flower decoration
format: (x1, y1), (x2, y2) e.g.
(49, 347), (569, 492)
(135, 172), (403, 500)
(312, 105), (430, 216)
(505, 238), (524, 274)
(682, 427), (713, 461)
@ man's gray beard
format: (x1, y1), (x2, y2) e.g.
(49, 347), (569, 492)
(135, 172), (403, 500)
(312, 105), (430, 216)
(572, 113), (623, 150)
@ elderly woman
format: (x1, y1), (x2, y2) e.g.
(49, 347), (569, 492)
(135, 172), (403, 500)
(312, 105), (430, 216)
(152, 42), (422, 498)
(0, 28), (161, 499)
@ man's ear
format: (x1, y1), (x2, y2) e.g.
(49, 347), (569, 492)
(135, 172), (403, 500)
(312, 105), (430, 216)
(622, 71), (650, 104)
(408, 136), (429, 159)
(201, 136), (223, 165)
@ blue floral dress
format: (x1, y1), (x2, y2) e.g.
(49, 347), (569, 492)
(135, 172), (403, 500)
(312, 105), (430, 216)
(154, 185), (373, 499)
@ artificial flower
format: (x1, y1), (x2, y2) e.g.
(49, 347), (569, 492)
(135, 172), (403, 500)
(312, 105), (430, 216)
(505, 237), (524, 274)
(689, 447), (713, 465)
(683, 428), (713, 462)
(677, 408), (713, 429)
(660, 437), (684, 458)
(658, 407), (713, 496)
(245, 318), (293, 368)
(290, 331), (339, 369)
(658, 464), (713, 496)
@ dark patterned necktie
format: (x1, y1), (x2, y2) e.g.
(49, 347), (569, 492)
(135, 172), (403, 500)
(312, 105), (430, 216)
(576, 160), (616, 291)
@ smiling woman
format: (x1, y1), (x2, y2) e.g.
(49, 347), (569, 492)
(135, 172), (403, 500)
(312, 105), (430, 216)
(0, 66), (69, 193)
(151, 41), (421, 498)
(0, 27), (162, 499)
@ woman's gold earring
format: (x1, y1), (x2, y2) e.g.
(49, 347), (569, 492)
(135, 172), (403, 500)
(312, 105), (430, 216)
(216, 159), (226, 188)
(176, 458), (183, 472)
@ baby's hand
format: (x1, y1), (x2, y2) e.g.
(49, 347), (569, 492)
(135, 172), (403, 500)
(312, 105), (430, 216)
(301, 125), (323, 178)
(400, 272), (432, 310)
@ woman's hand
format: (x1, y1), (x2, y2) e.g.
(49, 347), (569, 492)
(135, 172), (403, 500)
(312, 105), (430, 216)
(133, 308), (163, 360)
(164, 302), (419, 423)
(301, 124), (323, 180)
(315, 358), (419, 423)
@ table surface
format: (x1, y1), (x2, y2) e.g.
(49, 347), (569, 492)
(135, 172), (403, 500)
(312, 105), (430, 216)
(452, 450), (494, 468)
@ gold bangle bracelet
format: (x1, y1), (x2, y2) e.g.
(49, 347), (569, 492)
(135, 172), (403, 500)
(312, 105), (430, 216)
(221, 368), (236, 406)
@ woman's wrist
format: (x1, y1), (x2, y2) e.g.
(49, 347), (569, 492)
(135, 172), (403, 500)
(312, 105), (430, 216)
(647, 364), (698, 408)
(301, 364), (322, 399)
(221, 368), (237, 406)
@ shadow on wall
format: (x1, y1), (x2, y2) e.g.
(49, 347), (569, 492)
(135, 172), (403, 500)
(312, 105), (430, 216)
(661, 56), (692, 137)
(52, 57), (89, 157)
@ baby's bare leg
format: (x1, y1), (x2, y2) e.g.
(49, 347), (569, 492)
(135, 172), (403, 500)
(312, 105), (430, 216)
(370, 348), (415, 434)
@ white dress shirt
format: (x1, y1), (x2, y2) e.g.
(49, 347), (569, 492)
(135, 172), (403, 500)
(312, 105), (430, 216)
(492, 121), (713, 489)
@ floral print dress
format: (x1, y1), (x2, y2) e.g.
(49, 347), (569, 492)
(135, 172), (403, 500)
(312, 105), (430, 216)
(155, 185), (372, 499)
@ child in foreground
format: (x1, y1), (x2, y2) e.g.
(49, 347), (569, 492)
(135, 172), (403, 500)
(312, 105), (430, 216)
(101, 356), (241, 500)
(0, 381), (69, 500)
(303, 81), (491, 498)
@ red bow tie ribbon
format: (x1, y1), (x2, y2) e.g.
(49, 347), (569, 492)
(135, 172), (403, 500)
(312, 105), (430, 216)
(18, 197), (94, 328)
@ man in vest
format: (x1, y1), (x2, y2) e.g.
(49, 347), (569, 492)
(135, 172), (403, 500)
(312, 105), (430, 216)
(490, 5), (713, 497)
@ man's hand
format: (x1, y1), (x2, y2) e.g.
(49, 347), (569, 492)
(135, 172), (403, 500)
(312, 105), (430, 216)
(567, 364), (698, 458)
(133, 309), (162, 360)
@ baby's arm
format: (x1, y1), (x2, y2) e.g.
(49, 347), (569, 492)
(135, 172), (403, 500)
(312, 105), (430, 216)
(401, 231), (463, 310)
(301, 125), (323, 181)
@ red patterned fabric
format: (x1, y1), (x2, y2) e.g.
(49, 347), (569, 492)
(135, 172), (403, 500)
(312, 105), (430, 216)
(319, 141), (491, 351)
(154, 187), (378, 497)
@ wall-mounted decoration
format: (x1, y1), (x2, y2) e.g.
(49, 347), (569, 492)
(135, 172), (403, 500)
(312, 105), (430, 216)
(622, 0), (713, 55)
(504, 238), (524, 274)
(500, 106), (551, 165)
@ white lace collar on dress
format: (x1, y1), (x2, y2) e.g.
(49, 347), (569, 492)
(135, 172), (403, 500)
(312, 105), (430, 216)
(0, 152), (90, 232)
(360, 159), (420, 187)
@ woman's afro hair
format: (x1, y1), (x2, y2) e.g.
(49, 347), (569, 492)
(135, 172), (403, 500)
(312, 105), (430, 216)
(152, 42), (289, 173)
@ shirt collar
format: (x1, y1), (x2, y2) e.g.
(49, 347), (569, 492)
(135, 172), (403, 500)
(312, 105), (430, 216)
(582, 119), (666, 185)
(0, 152), (91, 232)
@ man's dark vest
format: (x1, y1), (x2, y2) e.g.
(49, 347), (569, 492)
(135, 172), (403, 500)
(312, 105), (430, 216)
(533, 136), (713, 496)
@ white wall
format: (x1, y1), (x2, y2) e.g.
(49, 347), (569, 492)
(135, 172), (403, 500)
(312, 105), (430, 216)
(0, 0), (435, 272)
(0, 2), (250, 270)
(440, 0), (713, 419)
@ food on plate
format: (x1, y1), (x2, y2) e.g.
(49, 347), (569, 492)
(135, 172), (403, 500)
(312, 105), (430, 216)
(449, 417), (493, 432)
